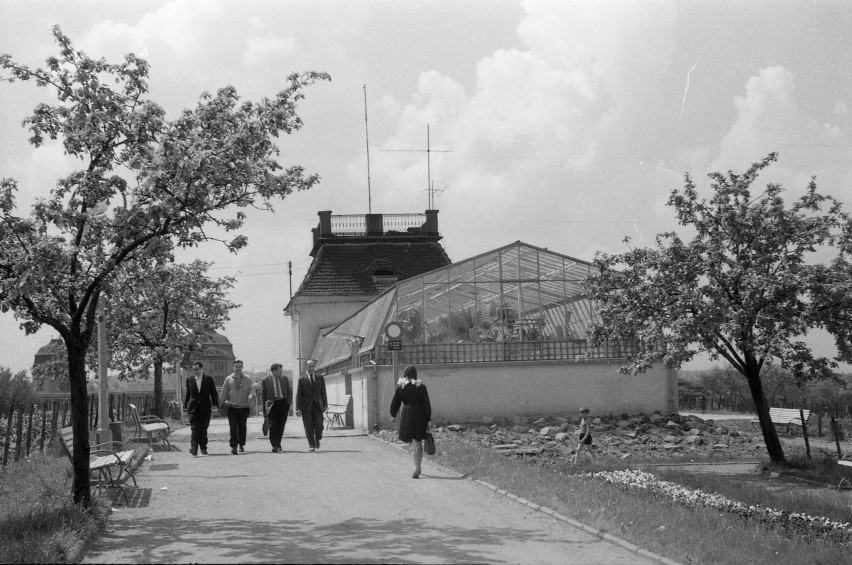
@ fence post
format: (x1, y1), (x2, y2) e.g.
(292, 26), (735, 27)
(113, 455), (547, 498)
(14, 403), (24, 463)
(2, 405), (13, 467)
(830, 416), (843, 458)
(25, 404), (34, 457)
(800, 408), (811, 460)
(39, 401), (48, 452)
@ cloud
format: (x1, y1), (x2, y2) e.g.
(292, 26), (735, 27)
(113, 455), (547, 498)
(243, 34), (295, 69)
(713, 65), (852, 195)
(81, 0), (226, 62)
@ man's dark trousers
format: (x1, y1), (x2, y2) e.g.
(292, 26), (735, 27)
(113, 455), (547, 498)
(189, 412), (211, 453)
(302, 406), (323, 448)
(268, 399), (289, 450)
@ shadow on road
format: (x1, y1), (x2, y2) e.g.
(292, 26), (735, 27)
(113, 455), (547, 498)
(90, 515), (588, 564)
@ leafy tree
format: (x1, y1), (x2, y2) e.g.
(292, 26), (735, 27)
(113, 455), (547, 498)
(106, 259), (237, 417)
(0, 27), (328, 506)
(586, 154), (852, 463)
(0, 366), (35, 409)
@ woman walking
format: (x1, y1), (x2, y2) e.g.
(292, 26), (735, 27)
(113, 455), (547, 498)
(390, 365), (432, 478)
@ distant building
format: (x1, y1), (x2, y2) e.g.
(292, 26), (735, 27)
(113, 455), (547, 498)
(186, 328), (236, 389)
(32, 338), (70, 393)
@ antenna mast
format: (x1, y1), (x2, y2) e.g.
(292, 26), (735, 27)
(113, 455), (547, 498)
(379, 123), (451, 209)
(363, 85), (372, 214)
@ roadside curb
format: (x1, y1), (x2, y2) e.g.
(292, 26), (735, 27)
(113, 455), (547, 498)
(368, 432), (681, 565)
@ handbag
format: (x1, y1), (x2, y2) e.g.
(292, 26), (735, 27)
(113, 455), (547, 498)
(219, 401), (229, 417)
(424, 432), (436, 456)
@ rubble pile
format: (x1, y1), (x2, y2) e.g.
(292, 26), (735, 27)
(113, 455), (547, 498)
(379, 412), (765, 463)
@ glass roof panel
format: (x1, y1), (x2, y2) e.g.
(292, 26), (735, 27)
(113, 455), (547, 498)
(312, 241), (605, 367)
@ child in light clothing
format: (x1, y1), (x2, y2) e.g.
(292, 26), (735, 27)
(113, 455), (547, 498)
(573, 407), (595, 465)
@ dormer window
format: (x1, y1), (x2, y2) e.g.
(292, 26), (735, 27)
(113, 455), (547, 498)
(372, 268), (398, 285)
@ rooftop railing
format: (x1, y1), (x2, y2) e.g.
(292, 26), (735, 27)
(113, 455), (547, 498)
(316, 211), (439, 238)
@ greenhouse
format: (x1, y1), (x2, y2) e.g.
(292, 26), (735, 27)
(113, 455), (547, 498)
(313, 241), (640, 373)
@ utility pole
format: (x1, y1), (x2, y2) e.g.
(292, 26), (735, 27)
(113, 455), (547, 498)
(97, 292), (110, 445)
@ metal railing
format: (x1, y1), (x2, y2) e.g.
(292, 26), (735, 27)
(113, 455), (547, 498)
(321, 340), (640, 374)
(328, 213), (429, 237)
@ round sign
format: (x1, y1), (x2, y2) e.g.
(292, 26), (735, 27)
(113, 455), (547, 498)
(385, 322), (403, 339)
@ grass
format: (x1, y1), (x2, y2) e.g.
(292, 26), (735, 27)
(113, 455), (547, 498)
(429, 431), (852, 565)
(0, 447), (113, 564)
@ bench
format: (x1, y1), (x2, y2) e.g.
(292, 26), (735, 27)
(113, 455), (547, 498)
(59, 426), (137, 505)
(129, 403), (173, 450)
(751, 408), (811, 434)
(325, 394), (351, 428)
(837, 455), (852, 490)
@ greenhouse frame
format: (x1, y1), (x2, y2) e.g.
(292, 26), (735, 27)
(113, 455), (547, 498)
(312, 241), (640, 373)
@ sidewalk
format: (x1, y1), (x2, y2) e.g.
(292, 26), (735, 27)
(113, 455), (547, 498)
(82, 416), (662, 564)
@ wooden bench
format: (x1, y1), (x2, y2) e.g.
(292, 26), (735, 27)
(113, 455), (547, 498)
(325, 394), (351, 428)
(59, 427), (137, 505)
(837, 455), (852, 490)
(129, 403), (173, 450)
(751, 408), (811, 434)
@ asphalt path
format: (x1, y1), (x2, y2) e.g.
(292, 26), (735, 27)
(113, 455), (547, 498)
(82, 416), (661, 564)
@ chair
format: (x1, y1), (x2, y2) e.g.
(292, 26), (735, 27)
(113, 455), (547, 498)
(129, 403), (173, 450)
(325, 394), (352, 429)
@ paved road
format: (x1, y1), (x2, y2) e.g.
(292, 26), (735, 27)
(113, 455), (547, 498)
(83, 417), (660, 564)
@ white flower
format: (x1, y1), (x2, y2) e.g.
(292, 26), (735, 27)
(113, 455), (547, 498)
(586, 469), (852, 542)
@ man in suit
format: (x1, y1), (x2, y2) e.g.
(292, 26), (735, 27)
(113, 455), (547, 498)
(295, 359), (327, 452)
(261, 363), (292, 453)
(183, 361), (219, 457)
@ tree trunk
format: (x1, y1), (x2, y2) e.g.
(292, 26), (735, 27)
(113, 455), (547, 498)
(745, 368), (786, 463)
(153, 359), (164, 418)
(66, 342), (92, 507)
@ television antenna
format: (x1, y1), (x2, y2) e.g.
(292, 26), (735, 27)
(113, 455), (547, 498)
(428, 182), (449, 208)
(380, 124), (452, 209)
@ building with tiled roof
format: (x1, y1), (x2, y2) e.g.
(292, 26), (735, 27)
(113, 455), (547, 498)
(183, 328), (236, 388)
(284, 210), (451, 379)
(32, 337), (69, 392)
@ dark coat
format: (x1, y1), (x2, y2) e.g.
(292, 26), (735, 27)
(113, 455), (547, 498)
(184, 374), (219, 415)
(390, 382), (431, 442)
(295, 373), (327, 412)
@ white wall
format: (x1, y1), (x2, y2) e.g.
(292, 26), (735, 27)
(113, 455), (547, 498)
(322, 360), (677, 431)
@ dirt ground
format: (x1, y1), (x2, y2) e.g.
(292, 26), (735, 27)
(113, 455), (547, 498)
(413, 411), (852, 474)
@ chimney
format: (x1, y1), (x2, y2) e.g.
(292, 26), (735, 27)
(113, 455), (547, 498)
(424, 209), (439, 235)
(317, 210), (332, 236)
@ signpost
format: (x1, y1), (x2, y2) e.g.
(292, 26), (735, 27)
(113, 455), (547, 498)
(385, 322), (403, 385)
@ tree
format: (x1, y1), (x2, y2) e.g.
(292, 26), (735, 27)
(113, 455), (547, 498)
(0, 366), (35, 409)
(107, 259), (237, 417)
(0, 27), (328, 506)
(586, 154), (852, 463)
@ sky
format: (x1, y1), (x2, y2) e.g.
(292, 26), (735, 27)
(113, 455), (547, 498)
(1, 0), (851, 375)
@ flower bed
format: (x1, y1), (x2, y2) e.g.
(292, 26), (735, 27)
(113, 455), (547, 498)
(589, 469), (852, 544)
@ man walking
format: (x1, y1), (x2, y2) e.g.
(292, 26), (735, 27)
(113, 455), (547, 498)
(262, 363), (292, 452)
(220, 359), (253, 455)
(183, 361), (219, 457)
(295, 359), (327, 452)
